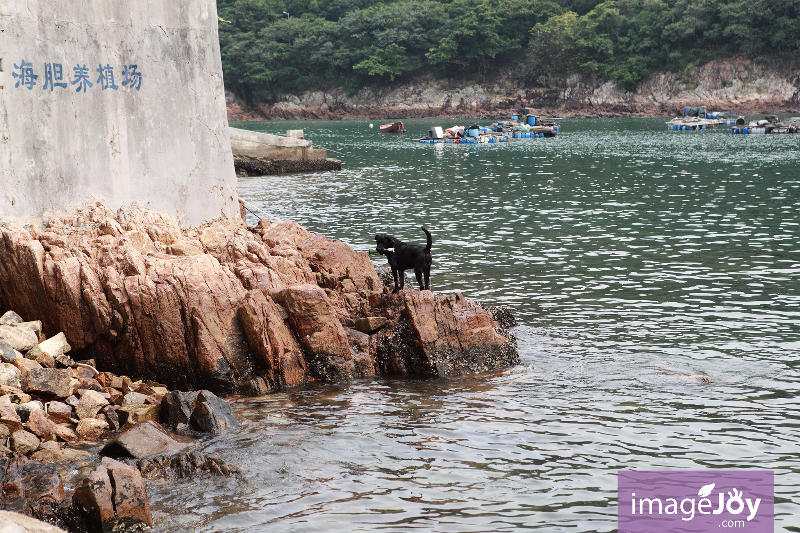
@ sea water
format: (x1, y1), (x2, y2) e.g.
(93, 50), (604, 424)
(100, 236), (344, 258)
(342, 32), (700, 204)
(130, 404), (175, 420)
(148, 118), (800, 532)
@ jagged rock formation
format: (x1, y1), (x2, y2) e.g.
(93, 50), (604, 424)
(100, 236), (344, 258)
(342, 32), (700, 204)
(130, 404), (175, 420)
(227, 57), (800, 121)
(0, 201), (518, 395)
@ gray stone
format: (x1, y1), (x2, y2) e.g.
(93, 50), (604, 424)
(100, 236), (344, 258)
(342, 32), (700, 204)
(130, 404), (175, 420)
(16, 321), (42, 338)
(0, 339), (22, 363)
(0, 363), (21, 388)
(190, 390), (240, 435)
(26, 332), (71, 362)
(0, 424), (9, 440)
(160, 390), (198, 427)
(122, 391), (150, 406)
(10, 429), (40, 455)
(0, 325), (38, 352)
(101, 420), (193, 459)
(0, 311), (24, 325)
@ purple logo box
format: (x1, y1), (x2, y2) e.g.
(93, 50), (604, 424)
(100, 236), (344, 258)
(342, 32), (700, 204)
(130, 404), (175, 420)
(618, 470), (773, 533)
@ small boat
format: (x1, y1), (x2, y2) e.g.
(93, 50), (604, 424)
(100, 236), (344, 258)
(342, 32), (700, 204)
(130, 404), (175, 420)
(379, 121), (405, 133)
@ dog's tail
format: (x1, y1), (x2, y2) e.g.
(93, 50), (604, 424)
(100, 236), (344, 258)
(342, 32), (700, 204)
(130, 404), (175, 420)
(421, 226), (432, 252)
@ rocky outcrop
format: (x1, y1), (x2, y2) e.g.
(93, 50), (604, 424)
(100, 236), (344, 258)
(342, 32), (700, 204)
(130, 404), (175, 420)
(0, 200), (518, 396)
(227, 57), (800, 120)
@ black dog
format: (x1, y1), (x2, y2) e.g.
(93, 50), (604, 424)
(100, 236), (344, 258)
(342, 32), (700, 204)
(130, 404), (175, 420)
(375, 227), (432, 293)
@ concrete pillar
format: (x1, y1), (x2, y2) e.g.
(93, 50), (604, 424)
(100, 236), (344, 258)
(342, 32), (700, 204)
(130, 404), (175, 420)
(0, 0), (239, 226)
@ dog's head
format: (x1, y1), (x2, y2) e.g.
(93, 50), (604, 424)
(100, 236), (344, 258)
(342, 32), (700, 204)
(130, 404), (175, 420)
(374, 233), (396, 254)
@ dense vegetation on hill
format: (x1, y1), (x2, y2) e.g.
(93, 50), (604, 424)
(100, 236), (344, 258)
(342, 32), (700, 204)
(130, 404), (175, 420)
(217, 0), (800, 102)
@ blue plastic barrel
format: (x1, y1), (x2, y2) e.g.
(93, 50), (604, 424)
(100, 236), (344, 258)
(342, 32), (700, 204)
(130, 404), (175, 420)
(555, 126), (560, 132)
(527, 116), (536, 126)
(743, 128), (749, 134)
(511, 115), (519, 121)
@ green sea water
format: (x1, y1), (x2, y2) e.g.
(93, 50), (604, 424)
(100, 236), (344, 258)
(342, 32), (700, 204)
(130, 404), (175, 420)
(148, 117), (800, 532)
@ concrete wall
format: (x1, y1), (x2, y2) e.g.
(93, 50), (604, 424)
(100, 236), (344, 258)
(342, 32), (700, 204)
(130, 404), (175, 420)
(229, 128), (328, 160)
(0, 0), (239, 226)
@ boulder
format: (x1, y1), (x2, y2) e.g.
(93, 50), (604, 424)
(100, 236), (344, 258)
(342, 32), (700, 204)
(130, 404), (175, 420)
(0, 340), (21, 363)
(31, 446), (92, 463)
(102, 457), (153, 527)
(0, 311), (24, 325)
(75, 418), (109, 440)
(271, 284), (355, 381)
(354, 316), (387, 334)
(101, 420), (192, 459)
(0, 457), (65, 521)
(159, 390), (198, 427)
(74, 390), (109, 420)
(24, 409), (59, 440)
(26, 332), (71, 362)
(0, 363), (21, 388)
(10, 430), (40, 455)
(21, 368), (72, 398)
(46, 401), (74, 423)
(189, 390), (240, 434)
(0, 396), (22, 432)
(0, 325), (38, 352)
(237, 291), (306, 390)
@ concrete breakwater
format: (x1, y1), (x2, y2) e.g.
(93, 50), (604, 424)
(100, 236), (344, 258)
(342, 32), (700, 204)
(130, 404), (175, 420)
(229, 128), (341, 176)
(227, 57), (800, 120)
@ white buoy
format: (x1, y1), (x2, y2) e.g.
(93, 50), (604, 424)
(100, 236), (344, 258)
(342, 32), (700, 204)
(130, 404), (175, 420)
(369, 124), (374, 128)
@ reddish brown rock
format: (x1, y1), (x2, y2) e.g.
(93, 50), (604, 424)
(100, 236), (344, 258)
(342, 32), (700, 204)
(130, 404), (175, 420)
(237, 290), (306, 390)
(0, 456), (65, 520)
(102, 457), (153, 527)
(46, 401), (73, 423)
(0, 203), (518, 395)
(24, 409), (59, 440)
(271, 284), (355, 381)
(21, 368), (72, 398)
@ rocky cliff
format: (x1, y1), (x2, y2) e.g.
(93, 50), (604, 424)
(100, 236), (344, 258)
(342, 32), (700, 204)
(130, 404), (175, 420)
(228, 57), (800, 121)
(0, 201), (518, 395)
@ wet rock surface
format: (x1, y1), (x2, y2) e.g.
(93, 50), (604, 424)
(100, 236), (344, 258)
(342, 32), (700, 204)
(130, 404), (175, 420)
(0, 201), (520, 531)
(0, 201), (518, 395)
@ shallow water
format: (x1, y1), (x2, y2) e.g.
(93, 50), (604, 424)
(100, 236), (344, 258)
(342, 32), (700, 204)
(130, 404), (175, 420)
(149, 118), (800, 531)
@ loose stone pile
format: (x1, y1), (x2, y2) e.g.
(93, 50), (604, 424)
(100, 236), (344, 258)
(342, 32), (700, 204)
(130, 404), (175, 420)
(0, 309), (241, 532)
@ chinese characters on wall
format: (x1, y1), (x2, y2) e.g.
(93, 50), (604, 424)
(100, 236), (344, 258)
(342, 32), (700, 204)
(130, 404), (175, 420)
(12, 61), (143, 92)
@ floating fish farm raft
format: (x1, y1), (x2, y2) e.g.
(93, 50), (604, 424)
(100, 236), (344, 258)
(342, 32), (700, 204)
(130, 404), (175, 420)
(666, 108), (743, 130)
(417, 115), (560, 144)
(731, 117), (800, 134)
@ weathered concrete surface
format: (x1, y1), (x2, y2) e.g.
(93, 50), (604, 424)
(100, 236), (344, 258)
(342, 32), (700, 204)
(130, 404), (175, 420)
(0, 202), (519, 394)
(0, 0), (239, 226)
(229, 128), (327, 160)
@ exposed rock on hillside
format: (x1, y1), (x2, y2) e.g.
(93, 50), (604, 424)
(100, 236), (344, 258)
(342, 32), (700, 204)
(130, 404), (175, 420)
(227, 57), (800, 120)
(0, 201), (518, 395)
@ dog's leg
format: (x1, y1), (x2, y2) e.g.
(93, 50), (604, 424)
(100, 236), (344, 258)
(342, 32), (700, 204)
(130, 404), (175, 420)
(414, 267), (425, 291)
(392, 268), (401, 293)
(423, 268), (430, 291)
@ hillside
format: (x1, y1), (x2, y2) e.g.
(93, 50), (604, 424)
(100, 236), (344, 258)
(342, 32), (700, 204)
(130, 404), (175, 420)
(219, 0), (800, 117)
